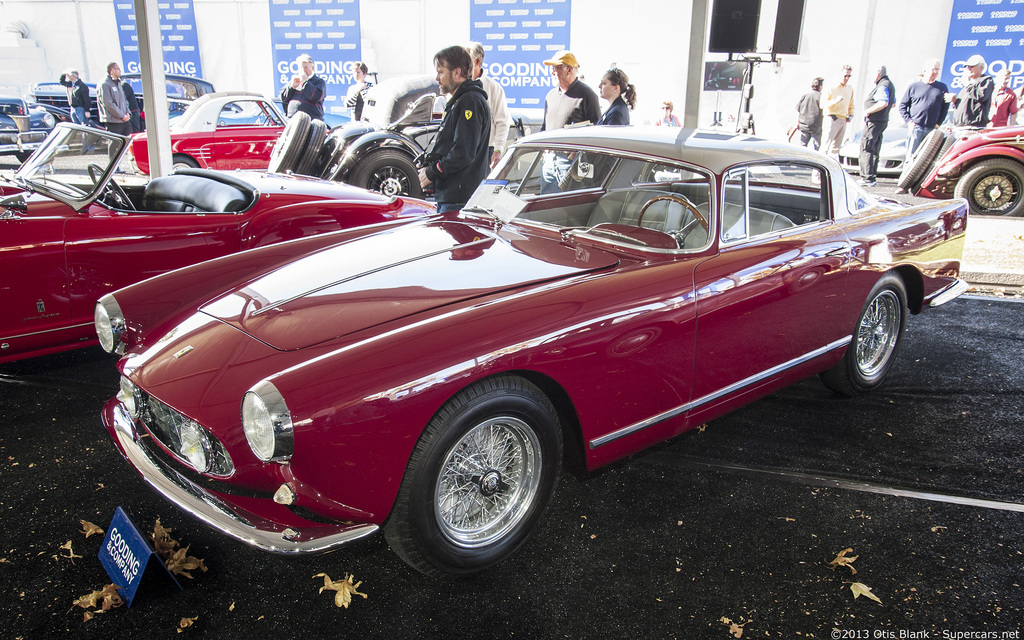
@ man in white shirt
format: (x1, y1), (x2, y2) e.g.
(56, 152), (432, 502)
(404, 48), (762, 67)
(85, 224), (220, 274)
(467, 42), (511, 168)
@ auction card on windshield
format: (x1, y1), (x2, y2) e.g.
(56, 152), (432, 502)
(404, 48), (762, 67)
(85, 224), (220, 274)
(464, 180), (527, 224)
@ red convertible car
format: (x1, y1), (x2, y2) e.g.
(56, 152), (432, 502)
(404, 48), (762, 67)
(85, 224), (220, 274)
(0, 123), (433, 364)
(98, 127), (968, 576)
(129, 92), (288, 174)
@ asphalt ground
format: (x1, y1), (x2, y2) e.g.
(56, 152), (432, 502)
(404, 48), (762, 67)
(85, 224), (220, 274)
(1, 295), (1022, 639)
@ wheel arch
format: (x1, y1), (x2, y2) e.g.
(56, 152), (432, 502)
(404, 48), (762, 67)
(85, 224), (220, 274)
(890, 265), (923, 314)
(337, 131), (422, 179)
(943, 145), (1024, 180)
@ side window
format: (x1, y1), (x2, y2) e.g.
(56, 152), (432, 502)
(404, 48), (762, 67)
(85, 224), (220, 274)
(219, 100), (280, 127)
(722, 163), (827, 243)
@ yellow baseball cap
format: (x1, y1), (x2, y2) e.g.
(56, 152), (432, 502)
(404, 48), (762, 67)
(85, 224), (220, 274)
(543, 51), (579, 68)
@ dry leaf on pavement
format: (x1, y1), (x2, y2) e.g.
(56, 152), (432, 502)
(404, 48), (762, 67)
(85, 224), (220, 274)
(849, 582), (883, 604)
(829, 548), (858, 574)
(314, 572), (368, 608)
(59, 540), (82, 563)
(79, 520), (104, 538)
(72, 583), (123, 621)
(719, 616), (745, 638)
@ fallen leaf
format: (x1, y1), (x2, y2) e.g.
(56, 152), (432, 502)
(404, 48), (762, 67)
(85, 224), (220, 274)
(72, 583), (123, 617)
(79, 520), (104, 538)
(229, 601), (235, 611)
(849, 582), (883, 604)
(719, 616), (745, 638)
(59, 540), (82, 563)
(177, 616), (197, 632)
(314, 572), (368, 608)
(829, 548), (858, 574)
(150, 519), (207, 579)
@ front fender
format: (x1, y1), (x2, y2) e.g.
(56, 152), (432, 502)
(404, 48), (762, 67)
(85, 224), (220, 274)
(335, 131), (424, 181)
(934, 143), (1024, 184)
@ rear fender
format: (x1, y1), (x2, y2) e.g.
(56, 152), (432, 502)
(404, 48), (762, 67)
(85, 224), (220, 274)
(334, 131), (423, 181)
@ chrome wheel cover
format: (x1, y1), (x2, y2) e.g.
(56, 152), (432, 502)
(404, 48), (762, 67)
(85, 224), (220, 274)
(369, 167), (410, 196)
(856, 290), (900, 378)
(434, 416), (541, 548)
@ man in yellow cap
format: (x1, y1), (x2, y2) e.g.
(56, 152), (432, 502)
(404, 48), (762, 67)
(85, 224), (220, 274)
(539, 51), (600, 193)
(541, 50), (600, 131)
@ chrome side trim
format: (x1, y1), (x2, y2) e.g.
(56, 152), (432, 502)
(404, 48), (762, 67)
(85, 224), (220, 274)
(589, 336), (853, 449)
(109, 404), (378, 554)
(1, 321), (94, 342)
(928, 278), (969, 307)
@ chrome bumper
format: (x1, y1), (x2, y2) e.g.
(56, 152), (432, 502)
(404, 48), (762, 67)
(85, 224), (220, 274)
(928, 278), (969, 307)
(105, 403), (379, 554)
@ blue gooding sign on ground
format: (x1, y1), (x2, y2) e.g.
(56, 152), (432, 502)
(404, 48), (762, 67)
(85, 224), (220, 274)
(98, 507), (180, 607)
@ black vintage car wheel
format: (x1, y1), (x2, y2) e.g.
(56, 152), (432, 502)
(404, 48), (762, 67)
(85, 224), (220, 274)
(897, 129), (947, 192)
(953, 158), (1024, 216)
(384, 376), (562, 577)
(821, 273), (908, 396)
(350, 149), (423, 198)
(268, 112), (311, 174)
(172, 154), (199, 172)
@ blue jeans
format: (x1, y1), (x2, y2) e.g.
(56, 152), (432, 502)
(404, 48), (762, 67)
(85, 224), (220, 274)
(72, 107), (87, 125)
(906, 125), (929, 162)
(436, 202), (464, 213)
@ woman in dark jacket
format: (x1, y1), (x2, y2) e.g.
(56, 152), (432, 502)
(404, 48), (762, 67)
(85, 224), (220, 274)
(596, 68), (636, 126)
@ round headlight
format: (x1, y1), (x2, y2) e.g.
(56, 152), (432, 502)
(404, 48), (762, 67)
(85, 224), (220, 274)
(42, 113), (56, 128)
(178, 420), (211, 473)
(241, 381), (293, 462)
(94, 294), (126, 354)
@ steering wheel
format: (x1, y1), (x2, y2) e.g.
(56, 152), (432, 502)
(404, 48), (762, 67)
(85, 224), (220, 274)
(87, 163), (104, 185)
(103, 178), (135, 211)
(636, 194), (710, 235)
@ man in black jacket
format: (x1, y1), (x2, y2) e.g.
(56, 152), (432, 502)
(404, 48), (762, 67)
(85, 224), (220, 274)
(60, 69), (92, 125)
(418, 45), (491, 213)
(858, 64), (896, 187)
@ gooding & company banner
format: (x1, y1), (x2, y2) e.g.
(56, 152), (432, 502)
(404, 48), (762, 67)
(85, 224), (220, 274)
(944, 0), (1024, 90)
(469, 0), (572, 112)
(268, 0), (362, 120)
(112, 0), (203, 78)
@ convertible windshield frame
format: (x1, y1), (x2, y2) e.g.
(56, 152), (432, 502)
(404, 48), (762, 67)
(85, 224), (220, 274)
(15, 123), (129, 211)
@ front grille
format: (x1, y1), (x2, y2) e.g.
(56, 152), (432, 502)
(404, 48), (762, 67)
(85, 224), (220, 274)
(138, 391), (234, 476)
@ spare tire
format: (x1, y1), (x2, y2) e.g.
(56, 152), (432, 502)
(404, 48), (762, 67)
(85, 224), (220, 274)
(897, 128), (947, 192)
(294, 119), (328, 176)
(268, 112), (311, 174)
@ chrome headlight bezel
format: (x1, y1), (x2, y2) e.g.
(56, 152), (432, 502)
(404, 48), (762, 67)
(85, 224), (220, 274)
(94, 294), (126, 354)
(241, 380), (293, 462)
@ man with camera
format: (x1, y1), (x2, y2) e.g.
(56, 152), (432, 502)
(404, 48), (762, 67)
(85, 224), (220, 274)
(417, 45), (491, 213)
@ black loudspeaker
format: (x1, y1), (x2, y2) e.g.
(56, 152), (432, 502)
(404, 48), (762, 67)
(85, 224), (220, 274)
(708, 0), (760, 54)
(772, 0), (806, 55)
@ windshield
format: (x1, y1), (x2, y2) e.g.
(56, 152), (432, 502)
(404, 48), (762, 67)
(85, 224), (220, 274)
(466, 145), (715, 251)
(16, 124), (128, 208)
(843, 170), (877, 212)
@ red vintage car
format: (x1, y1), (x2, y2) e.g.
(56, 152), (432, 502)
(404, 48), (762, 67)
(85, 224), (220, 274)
(98, 126), (968, 576)
(0, 123), (433, 364)
(129, 92), (288, 173)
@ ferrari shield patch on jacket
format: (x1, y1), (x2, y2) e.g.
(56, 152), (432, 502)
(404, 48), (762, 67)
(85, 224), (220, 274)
(464, 110), (473, 120)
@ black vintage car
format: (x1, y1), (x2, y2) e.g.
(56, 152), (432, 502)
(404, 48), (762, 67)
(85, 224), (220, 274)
(0, 95), (56, 162)
(269, 75), (539, 199)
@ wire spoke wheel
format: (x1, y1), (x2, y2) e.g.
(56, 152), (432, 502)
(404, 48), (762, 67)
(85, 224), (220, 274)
(855, 290), (900, 378)
(969, 171), (1018, 213)
(434, 417), (541, 548)
(369, 165), (412, 197)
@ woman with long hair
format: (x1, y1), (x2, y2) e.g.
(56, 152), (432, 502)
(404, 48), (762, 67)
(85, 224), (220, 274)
(596, 67), (636, 126)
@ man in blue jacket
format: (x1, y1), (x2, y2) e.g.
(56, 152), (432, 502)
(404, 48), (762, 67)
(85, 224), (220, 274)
(280, 54), (326, 120)
(899, 58), (951, 161)
(418, 45), (491, 213)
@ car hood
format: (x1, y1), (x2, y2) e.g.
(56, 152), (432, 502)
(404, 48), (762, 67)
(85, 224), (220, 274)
(198, 218), (619, 351)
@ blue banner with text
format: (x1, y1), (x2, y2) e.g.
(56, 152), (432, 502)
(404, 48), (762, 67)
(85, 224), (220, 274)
(943, 0), (1024, 90)
(268, 0), (362, 119)
(112, 0), (204, 78)
(469, 0), (572, 110)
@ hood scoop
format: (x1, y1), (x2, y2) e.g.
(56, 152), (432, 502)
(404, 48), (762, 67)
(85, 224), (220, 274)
(200, 219), (617, 350)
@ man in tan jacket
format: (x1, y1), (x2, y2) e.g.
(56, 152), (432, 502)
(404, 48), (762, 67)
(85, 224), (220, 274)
(820, 65), (854, 156)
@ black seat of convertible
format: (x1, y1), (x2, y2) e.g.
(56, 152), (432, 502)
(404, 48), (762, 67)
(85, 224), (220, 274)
(142, 169), (255, 213)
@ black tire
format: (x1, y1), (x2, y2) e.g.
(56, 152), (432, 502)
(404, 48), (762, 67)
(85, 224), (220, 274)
(268, 111), (311, 174)
(349, 149), (423, 198)
(383, 375), (563, 577)
(821, 273), (908, 396)
(172, 154), (199, 172)
(897, 129), (947, 192)
(316, 130), (344, 179)
(952, 158), (1024, 217)
(293, 119), (328, 176)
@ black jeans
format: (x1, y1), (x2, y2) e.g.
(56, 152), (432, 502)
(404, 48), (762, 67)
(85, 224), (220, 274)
(859, 119), (888, 181)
